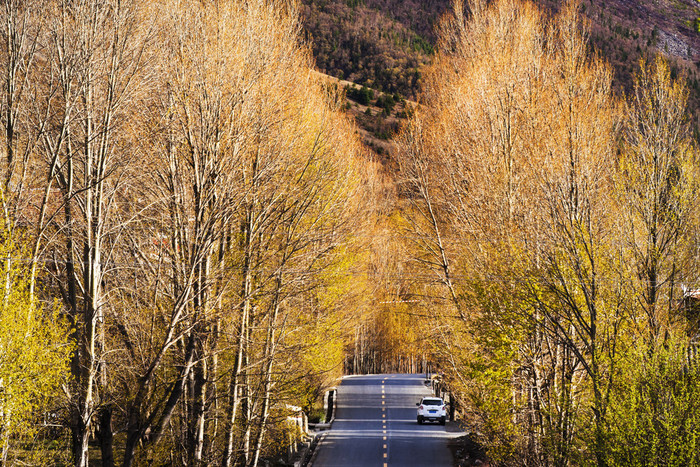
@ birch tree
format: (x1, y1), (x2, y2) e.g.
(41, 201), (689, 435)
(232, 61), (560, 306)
(107, 1), (366, 465)
(0, 0), (372, 463)
(398, 0), (624, 463)
(618, 56), (697, 345)
(38, 0), (154, 464)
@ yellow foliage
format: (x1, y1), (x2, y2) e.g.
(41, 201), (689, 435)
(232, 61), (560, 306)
(0, 235), (72, 462)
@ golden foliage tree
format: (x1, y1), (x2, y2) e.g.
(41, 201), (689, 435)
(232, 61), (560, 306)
(0, 0), (372, 465)
(395, 0), (700, 463)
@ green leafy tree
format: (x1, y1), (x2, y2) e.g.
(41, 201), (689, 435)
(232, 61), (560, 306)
(0, 234), (72, 465)
(606, 335), (700, 466)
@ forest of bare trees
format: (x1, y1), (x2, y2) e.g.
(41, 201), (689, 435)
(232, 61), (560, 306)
(0, 0), (377, 465)
(396, 0), (700, 464)
(1, 0), (700, 465)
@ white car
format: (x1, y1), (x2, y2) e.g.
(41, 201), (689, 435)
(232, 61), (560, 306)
(416, 397), (447, 425)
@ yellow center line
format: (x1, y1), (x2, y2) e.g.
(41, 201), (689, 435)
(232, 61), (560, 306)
(383, 444), (387, 449)
(384, 453), (388, 458)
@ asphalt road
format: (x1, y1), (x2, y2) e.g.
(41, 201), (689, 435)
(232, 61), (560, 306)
(312, 373), (460, 467)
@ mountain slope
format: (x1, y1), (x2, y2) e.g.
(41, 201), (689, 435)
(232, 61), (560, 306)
(301, 0), (448, 97)
(301, 0), (700, 115)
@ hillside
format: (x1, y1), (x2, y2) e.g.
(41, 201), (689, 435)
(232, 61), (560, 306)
(302, 0), (700, 127)
(559, 0), (700, 119)
(316, 71), (417, 158)
(301, 0), (448, 98)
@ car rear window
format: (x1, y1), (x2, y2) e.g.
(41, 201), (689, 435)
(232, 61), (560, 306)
(422, 399), (443, 406)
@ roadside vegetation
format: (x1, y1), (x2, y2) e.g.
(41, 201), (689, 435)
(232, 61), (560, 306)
(1, 0), (700, 465)
(394, 0), (700, 464)
(0, 0), (377, 465)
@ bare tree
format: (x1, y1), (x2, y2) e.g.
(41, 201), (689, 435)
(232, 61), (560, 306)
(397, 1), (625, 463)
(35, 0), (154, 464)
(618, 56), (697, 345)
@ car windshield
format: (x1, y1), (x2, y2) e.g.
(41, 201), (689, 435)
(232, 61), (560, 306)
(422, 399), (443, 406)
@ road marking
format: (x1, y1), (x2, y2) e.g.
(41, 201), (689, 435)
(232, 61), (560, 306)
(383, 444), (387, 449)
(382, 394), (385, 399)
(382, 413), (386, 418)
(383, 436), (387, 441)
(382, 400), (385, 405)
(382, 407), (385, 411)
(384, 453), (388, 458)
(382, 389), (385, 394)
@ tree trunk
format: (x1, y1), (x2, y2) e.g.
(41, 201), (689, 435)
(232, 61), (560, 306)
(251, 276), (282, 467)
(222, 257), (252, 467)
(97, 407), (115, 467)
